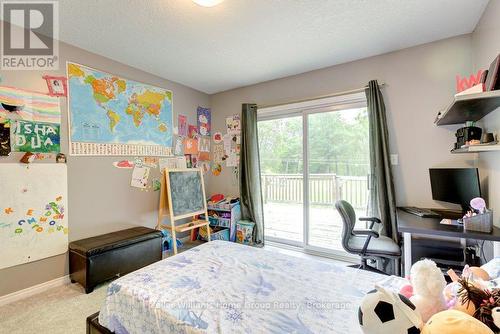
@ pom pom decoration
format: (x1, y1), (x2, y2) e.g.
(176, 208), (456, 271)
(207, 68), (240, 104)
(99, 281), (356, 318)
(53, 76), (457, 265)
(358, 285), (422, 334)
(470, 197), (486, 214)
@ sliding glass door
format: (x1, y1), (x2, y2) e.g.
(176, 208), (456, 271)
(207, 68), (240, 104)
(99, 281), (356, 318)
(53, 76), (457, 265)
(307, 108), (370, 252)
(258, 116), (303, 245)
(258, 93), (370, 257)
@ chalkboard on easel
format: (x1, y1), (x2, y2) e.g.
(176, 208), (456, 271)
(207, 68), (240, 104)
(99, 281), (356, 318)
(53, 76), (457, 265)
(157, 168), (211, 254)
(168, 169), (206, 217)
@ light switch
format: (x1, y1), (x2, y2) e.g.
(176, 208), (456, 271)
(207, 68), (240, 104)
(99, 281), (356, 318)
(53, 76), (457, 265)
(390, 154), (399, 166)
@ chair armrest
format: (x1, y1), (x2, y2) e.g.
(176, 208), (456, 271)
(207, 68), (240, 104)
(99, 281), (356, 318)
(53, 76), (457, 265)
(359, 217), (381, 230)
(359, 217), (381, 224)
(352, 229), (379, 238)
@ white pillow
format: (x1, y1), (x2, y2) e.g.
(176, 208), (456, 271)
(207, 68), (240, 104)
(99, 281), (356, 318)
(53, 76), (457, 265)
(481, 257), (500, 280)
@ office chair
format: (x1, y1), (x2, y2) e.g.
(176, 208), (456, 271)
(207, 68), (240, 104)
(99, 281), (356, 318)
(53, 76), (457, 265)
(335, 200), (401, 276)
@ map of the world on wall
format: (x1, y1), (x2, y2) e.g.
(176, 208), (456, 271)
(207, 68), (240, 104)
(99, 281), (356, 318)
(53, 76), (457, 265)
(67, 62), (173, 156)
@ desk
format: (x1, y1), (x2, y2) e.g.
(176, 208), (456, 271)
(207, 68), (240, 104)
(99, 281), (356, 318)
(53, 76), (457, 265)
(397, 209), (500, 276)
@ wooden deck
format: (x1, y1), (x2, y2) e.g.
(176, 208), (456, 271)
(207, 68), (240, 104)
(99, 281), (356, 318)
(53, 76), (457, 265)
(264, 202), (367, 251)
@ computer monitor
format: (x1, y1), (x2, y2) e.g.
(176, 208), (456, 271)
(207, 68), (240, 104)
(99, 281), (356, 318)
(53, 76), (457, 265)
(429, 168), (481, 213)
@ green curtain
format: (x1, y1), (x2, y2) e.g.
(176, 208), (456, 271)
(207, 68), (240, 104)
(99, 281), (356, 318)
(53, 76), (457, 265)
(365, 80), (398, 242)
(239, 103), (264, 245)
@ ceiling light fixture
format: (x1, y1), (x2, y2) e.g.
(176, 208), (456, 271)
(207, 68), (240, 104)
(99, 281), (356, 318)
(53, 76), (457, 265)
(192, 0), (224, 7)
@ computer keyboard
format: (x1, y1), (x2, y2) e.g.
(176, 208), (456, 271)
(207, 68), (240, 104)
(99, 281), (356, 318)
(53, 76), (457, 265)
(399, 206), (441, 218)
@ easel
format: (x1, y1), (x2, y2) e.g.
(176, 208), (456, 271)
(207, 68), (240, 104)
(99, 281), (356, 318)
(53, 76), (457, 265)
(156, 168), (211, 254)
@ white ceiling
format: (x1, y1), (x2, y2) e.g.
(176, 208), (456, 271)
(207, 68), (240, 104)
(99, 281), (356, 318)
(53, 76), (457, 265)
(57, 0), (489, 94)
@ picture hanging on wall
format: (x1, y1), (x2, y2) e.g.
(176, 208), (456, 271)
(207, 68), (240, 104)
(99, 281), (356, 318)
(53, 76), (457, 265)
(0, 122), (11, 156)
(67, 62), (173, 156)
(0, 85), (61, 124)
(43, 75), (68, 97)
(197, 106), (211, 136)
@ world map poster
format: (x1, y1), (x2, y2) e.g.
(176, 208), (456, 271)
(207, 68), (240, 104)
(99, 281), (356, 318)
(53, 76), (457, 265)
(67, 62), (173, 156)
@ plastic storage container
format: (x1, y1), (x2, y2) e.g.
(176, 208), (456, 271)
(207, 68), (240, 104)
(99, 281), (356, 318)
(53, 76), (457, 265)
(463, 210), (493, 233)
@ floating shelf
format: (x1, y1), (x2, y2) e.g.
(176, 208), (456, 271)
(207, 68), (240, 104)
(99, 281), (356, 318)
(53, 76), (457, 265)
(435, 90), (500, 126)
(451, 144), (500, 154)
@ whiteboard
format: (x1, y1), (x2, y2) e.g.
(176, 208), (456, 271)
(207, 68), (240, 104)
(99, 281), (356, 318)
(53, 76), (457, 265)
(0, 164), (68, 269)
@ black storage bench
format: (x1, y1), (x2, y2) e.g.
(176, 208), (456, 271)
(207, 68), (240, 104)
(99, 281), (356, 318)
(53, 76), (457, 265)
(69, 226), (162, 293)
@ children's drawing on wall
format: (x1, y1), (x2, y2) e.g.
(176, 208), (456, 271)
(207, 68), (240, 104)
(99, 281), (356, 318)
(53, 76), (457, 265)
(130, 165), (151, 189)
(226, 114), (241, 135)
(211, 162), (222, 176)
(0, 164), (68, 269)
(0, 122), (11, 156)
(11, 120), (60, 153)
(174, 136), (184, 155)
(152, 178), (161, 191)
(213, 132), (222, 143)
(197, 106), (211, 136)
(213, 144), (225, 164)
(199, 161), (210, 174)
(113, 160), (134, 169)
(184, 137), (199, 155)
(178, 114), (188, 137)
(198, 136), (210, 152)
(188, 124), (198, 139)
(0, 86), (61, 124)
(42, 76), (68, 97)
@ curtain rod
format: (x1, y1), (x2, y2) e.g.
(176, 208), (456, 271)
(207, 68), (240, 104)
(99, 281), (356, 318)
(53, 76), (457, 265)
(257, 82), (385, 109)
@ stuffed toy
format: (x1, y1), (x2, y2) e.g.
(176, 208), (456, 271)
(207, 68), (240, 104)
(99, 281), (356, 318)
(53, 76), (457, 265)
(358, 285), (422, 334)
(421, 310), (494, 334)
(409, 259), (447, 322)
(491, 307), (500, 329)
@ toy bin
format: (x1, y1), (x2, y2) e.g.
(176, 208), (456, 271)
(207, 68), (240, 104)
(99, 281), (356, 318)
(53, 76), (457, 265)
(199, 226), (230, 241)
(236, 220), (255, 245)
(463, 210), (493, 233)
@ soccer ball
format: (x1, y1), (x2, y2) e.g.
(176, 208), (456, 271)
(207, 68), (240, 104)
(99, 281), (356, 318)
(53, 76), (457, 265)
(359, 285), (422, 334)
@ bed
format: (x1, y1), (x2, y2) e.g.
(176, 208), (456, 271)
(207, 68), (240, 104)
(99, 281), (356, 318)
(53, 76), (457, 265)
(97, 240), (404, 333)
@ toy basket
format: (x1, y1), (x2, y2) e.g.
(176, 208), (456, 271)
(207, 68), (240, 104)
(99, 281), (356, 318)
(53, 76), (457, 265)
(463, 210), (493, 233)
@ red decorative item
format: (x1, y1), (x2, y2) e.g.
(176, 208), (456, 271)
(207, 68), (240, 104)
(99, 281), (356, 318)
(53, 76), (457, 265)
(43, 75), (68, 97)
(456, 70), (484, 93)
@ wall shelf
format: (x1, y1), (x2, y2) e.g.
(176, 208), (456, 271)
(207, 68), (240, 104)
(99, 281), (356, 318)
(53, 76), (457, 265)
(435, 90), (500, 126)
(451, 144), (500, 154)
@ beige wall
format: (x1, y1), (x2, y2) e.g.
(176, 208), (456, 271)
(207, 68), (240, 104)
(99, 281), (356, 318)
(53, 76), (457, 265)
(0, 40), (210, 297)
(208, 35), (477, 208)
(473, 0), (500, 227)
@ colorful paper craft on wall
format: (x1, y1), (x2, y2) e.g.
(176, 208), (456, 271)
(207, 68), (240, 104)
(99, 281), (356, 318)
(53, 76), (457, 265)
(198, 136), (210, 152)
(174, 136), (184, 156)
(0, 164), (68, 269)
(159, 156), (187, 172)
(188, 124), (198, 139)
(67, 62), (173, 156)
(11, 120), (60, 153)
(42, 75), (68, 97)
(178, 114), (187, 137)
(0, 86), (61, 124)
(213, 132), (222, 143)
(226, 114), (241, 135)
(0, 122), (11, 156)
(184, 137), (199, 155)
(197, 106), (211, 136)
(130, 165), (150, 189)
(198, 151), (210, 161)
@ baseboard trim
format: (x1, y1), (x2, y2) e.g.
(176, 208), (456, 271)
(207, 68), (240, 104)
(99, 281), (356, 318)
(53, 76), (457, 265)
(0, 275), (70, 307)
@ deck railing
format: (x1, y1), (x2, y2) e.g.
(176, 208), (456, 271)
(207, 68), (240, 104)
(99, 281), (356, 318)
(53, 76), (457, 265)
(261, 173), (368, 210)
